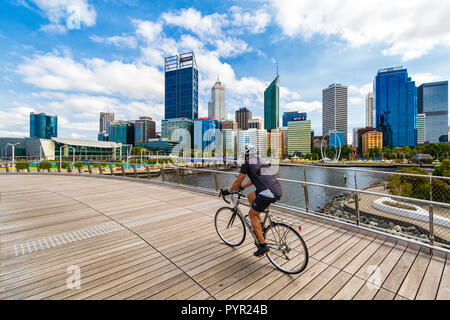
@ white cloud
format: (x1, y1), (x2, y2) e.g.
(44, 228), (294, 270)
(17, 52), (164, 100)
(283, 100), (322, 113)
(30, 0), (97, 33)
(229, 6), (271, 34)
(412, 73), (443, 86)
(269, 0), (450, 61)
(214, 37), (251, 58)
(134, 19), (163, 43)
(90, 35), (137, 48)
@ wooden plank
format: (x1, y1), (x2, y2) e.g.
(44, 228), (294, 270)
(397, 247), (431, 300)
(374, 288), (395, 300)
(416, 254), (446, 300)
(436, 255), (450, 300)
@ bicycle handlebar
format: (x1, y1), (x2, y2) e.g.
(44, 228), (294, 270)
(219, 188), (244, 204)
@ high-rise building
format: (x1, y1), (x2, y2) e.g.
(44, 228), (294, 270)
(264, 75), (280, 131)
(134, 116), (156, 144)
(417, 114), (426, 145)
(352, 128), (359, 148)
(99, 112), (114, 133)
(280, 127), (288, 157)
(248, 118), (263, 129)
(235, 108), (252, 130)
(287, 120), (311, 156)
(221, 120), (237, 131)
(30, 112), (57, 139)
(208, 77), (225, 121)
(267, 129), (283, 159)
(161, 118), (193, 146)
(222, 129), (236, 159)
(237, 129), (267, 156)
(418, 81), (448, 143)
(282, 112), (306, 127)
(164, 52), (198, 120)
(322, 83), (348, 144)
(193, 118), (220, 155)
(366, 92), (374, 127)
(375, 66), (417, 148)
(356, 127), (376, 156)
(362, 131), (383, 157)
(107, 120), (135, 145)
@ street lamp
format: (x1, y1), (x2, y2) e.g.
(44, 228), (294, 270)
(59, 145), (64, 169)
(7, 143), (19, 173)
(140, 149), (149, 164)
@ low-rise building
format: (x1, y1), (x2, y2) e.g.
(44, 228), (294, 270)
(362, 131), (383, 157)
(287, 120), (311, 156)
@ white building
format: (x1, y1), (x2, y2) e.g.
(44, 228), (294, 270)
(248, 118), (263, 129)
(322, 83), (348, 144)
(417, 114), (426, 145)
(222, 129), (236, 159)
(208, 77), (225, 121)
(237, 129), (267, 157)
(365, 92), (374, 127)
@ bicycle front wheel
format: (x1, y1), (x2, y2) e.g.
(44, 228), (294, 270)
(264, 223), (308, 274)
(214, 207), (246, 247)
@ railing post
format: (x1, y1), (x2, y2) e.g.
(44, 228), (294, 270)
(303, 167), (310, 213)
(98, 163), (103, 175)
(47, 164), (51, 173)
(194, 171), (199, 188)
(77, 163), (82, 174)
(26, 162), (30, 173)
(57, 162), (61, 173)
(121, 164), (126, 176)
(132, 164), (138, 178)
(354, 172), (360, 226)
(146, 165), (151, 180)
(67, 163), (72, 173)
(36, 164), (40, 173)
(160, 166), (165, 182)
(429, 176), (435, 248)
(213, 172), (219, 191)
(87, 163), (92, 174)
(176, 168), (182, 184)
(109, 164), (114, 176)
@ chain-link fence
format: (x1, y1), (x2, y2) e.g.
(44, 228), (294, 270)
(2, 160), (449, 250)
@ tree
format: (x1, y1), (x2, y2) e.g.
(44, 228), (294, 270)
(131, 146), (145, 155)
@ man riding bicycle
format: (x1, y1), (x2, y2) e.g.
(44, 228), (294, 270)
(221, 144), (283, 257)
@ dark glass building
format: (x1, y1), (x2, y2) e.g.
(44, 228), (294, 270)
(375, 67), (417, 148)
(107, 120), (135, 145)
(164, 52), (198, 120)
(282, 112), (307, 127)
(134, 116), (156, 144)
(30, 112), (58, 139)
(264, 75), (280, 131)
(235, 108), (252, 130)
(418, 81), (448, 143)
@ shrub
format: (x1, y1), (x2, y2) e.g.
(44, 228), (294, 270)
(15, 160), (29, 170)
(38, 161), (52, 170)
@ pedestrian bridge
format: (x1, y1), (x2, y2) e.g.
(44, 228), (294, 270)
(0, 175), (448, 300)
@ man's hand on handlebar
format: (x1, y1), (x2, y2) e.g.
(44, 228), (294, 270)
(220, 188), (231, 196)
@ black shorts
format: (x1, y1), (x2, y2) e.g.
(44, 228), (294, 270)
(252, 194), (278, 212)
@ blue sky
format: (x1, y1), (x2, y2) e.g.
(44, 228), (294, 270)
(0, 0), (449, 141)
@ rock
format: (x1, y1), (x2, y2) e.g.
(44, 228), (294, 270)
(388, 222), (395, 228)
(394, 225), (402, 232)
(369, 221), (379, 227)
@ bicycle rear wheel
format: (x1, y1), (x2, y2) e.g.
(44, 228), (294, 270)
(214, 207), (246, 246)
(264, 222), (308, 274)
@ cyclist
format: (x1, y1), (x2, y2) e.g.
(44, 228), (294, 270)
(221, 144), (283, 257)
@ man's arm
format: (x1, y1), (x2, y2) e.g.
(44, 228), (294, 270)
(229, 173), (246, 193)
(241, 179), (252, 189)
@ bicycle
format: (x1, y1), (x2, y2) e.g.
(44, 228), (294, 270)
(215, 189), (309, 274)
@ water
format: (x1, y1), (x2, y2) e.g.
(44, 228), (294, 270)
(154, 165), (399, 212)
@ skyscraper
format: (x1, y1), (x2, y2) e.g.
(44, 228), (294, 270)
(164, 52), (198, 120)
(235, 108), (252, 130)
(322, 83), (348, 144)
(418, 81), (448, 143)
(99, 112), (115, 133)
(264, 75), (280, 131)
(375, 67), (417, 148)
(30, 112), (58, 139)
(134, 116), (156, 144)
(208, 77), (225, 121)
(107, 120), (135, 145)
(417, 114), (426, 145)
(288, 120), (311, 156)
(366, 92), (374, 127)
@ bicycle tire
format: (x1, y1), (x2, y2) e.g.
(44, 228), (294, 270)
(214, 207), (246, 247)
(264, 222), (308, 274)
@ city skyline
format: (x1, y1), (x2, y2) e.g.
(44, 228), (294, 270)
(1, 1), (450, 141)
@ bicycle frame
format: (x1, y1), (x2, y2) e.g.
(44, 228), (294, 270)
(224, 192), (273, 245)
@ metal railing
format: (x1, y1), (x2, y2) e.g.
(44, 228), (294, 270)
(1, 160), (449, 253)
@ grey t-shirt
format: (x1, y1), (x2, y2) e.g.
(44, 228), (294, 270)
(240, 156), (283, 199)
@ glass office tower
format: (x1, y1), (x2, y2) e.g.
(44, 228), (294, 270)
(375, 67), (417, 148)
(107, 120), (135, 145)
(418, 81), (448, 143)
(264, 75), (280, 131)
(164, 52), (198, 120)
(30, 112), (58, 139)
(193, 118), (220, 154)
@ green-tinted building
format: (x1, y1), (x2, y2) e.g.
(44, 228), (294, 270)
(264, 75), (280, 132)
(287, 120), (311, 156)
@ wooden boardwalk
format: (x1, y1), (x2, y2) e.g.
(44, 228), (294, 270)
(0, 175), (448, 300)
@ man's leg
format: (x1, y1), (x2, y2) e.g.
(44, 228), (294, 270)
(249, 207), (265, 244)
(247, 191), (263, 221)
